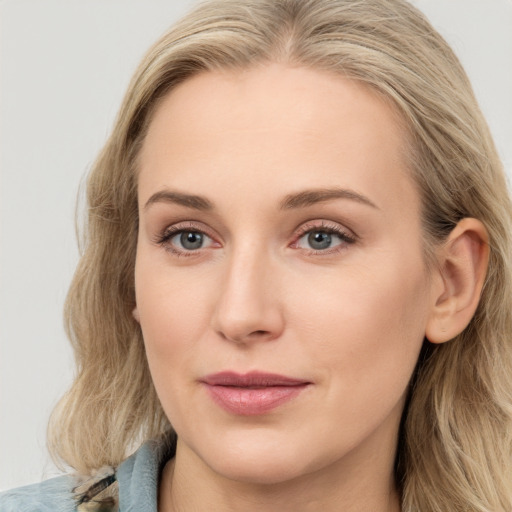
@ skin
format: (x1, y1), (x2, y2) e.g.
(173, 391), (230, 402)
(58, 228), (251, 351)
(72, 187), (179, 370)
(133, 64), (489, 512)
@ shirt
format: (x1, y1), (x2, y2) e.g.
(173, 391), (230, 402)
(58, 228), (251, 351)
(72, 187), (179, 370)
(0, 434), (175, 512)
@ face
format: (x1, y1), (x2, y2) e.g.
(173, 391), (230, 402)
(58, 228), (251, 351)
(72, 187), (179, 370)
(134, 64), (434, 485)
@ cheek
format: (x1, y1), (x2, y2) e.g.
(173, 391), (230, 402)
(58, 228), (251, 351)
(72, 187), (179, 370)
(134, 254), (214, 379)
(290, 254), (429, 395)
(135, 262), (216, 432)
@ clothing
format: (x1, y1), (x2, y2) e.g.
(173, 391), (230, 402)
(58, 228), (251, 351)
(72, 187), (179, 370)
(0, 434), (175, 512)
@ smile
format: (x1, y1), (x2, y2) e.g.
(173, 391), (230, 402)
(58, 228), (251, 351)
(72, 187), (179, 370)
(200, 371), (311, 416)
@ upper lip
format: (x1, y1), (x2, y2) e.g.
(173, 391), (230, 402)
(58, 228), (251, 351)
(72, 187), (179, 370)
(201, 371), (310, 387)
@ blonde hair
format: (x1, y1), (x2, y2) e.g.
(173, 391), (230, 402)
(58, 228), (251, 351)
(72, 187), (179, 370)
(49, 0), (512, 509)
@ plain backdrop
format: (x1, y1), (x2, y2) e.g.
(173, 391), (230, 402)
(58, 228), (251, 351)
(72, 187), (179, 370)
(1, 0), (511, 491)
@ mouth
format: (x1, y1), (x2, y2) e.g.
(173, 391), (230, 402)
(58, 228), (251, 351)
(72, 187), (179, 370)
(200, 371), (311, 416)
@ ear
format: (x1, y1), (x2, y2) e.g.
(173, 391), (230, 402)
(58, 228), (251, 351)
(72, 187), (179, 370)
(425, 218), (489, 344)
(132, 306), (140, 323)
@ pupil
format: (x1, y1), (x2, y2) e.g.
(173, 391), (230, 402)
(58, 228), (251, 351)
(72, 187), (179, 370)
(180, 231), (203, 250)
(308, 231), (331, 250)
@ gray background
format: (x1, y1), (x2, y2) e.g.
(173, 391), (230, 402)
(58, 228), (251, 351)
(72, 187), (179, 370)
(1, 0), (511, 490)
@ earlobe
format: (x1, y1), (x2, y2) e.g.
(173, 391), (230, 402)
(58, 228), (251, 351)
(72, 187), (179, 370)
(132, 306), (140, 323)
(425, 218), (489, 344)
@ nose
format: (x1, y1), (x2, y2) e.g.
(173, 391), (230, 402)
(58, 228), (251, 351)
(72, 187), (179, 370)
(211, 247), (285, 345)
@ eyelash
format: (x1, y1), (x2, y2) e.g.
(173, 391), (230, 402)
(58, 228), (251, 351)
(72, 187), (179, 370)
(155, 220), (357, 257)
(154, 221), (216, 258)
(291, 221), (357, 255)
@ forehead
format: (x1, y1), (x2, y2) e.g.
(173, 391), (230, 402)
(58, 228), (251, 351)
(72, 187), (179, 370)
(138, 64), (418, 219)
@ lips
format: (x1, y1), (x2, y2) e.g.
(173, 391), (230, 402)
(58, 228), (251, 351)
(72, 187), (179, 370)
(200, 371), (310, 416)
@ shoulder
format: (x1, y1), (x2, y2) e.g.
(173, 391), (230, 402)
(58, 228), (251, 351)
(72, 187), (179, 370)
(0, 472), (117, 512)
(0, 475), (76, 512)
(0, 433), (175, 512)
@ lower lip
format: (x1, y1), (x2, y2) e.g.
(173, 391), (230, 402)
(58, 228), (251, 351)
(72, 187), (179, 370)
(203, 384), (309, 415)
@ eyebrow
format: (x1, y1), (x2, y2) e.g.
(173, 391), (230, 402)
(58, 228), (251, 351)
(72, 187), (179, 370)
(144, 190), (213, 211)
(143, 187), (379, 212)
(280, 188), (379, 210)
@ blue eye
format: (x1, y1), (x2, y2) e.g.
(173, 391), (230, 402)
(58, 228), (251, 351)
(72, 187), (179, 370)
(169, 230), (213, 251)
(295, 226), (356, 252)
(306, 231), (334, 250)
(297, 230), (342, 250)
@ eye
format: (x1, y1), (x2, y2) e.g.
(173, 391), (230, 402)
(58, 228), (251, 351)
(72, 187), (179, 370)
(154, 223), (218, 256)
(298, 231), (337, 250)
(171, 231), (210, 251)
(293, 222), (357, 253)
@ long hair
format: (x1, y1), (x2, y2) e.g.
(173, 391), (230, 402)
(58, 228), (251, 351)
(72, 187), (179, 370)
(48, 1), (512, 509)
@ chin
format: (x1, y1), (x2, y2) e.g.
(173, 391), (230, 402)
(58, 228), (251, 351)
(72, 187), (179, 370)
(194, 432), (325, 486)
(212, 456), (308, 486)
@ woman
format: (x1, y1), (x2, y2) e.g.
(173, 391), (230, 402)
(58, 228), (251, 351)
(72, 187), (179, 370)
(1, 0), (511, 510)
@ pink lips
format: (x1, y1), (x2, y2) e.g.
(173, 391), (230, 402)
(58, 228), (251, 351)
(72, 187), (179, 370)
(201, 371), (310, 416)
